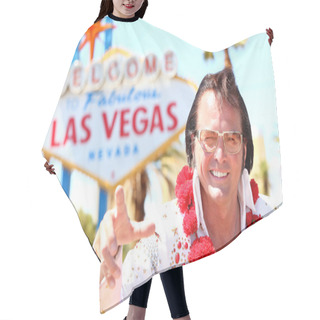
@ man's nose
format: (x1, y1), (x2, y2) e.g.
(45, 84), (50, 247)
(213, 136), (226, 161)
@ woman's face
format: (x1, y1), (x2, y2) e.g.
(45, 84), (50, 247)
(194, 90), (246, 207)
(112, 0), (145, 18)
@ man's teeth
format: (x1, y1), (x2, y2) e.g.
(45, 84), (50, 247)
(210, 170), (228, 178)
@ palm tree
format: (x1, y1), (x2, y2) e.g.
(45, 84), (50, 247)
(204, 51), (214, 61)
(204, 39), (248, 69)
(251, 134), (270, 196)
(78, 208), (97, 246)
(115, 140), (187, 223)
(260, 160), (270, 196)
(123, 168), (150, 222)
(224, 48), (232, 69)
(151, 141), (187, 203)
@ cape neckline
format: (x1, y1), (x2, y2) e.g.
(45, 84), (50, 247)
(108, 13), (140, 22)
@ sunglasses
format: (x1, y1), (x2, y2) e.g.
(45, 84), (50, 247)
(196, 129), (243, 154)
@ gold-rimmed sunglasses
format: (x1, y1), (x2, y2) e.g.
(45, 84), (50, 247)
(196, 129), (243, 154)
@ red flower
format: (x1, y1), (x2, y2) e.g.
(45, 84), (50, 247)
(188, 236), (215, 263)
(246, 210), (262, 228)
(183, 206), (198, 236)
(176, 166), (193, 195)
(176, 180), (194, 214)
(250, 179), (259, 204)
(176, 166), (193, 190)
(246, 210), (253, 227)
(175, 166), (194, 214)
(252, 214), (262, 223)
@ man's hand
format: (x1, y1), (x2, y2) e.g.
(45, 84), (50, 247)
(99, 186), (155, 288)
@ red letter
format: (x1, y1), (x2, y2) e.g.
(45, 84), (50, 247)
(150, 105), (164, 133)
(80, 114), (91, 143)
(167, 102), (178, 131)
(91, 64), (100, 84)
(120, 109), (130, 137)
(108, 60), (120, 82)
(73, 66), (82, 87)
(63, 118), (77, 145)
(102, 111), (118, 139)
(144, 54), (157, 75)
(127, 58), (138, 78)
(51, 120), (60, 147)
(133, 107), (148, 135)
(164, 51), (175, 73)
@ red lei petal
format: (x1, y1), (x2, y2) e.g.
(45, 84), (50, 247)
(188, 236), (215, 263)
(253, 214), (262, 223)
(246, 210), (262, 228)
(246, 210), (253, 227)
(250, 179), (259, 204)
(175, 166), (193, 197)
(176, 180), (193, 214)
(182, 206), (198, 236)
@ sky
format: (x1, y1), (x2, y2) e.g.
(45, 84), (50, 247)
(1, 0), (320, 319)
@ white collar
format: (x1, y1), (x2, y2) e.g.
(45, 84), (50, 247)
(192, 168), (256, 234)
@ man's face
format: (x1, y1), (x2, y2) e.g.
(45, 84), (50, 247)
(194, 90), (245, 206)
(112, 0), (144, 18)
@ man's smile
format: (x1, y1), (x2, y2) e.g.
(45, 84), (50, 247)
(209, 170), (229, 178)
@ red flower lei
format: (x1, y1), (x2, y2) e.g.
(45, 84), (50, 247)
(246, 179), (262, 228)
(175, 165), (261, 263)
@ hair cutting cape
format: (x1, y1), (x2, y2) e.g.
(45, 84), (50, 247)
(42, 15), (282, 314)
